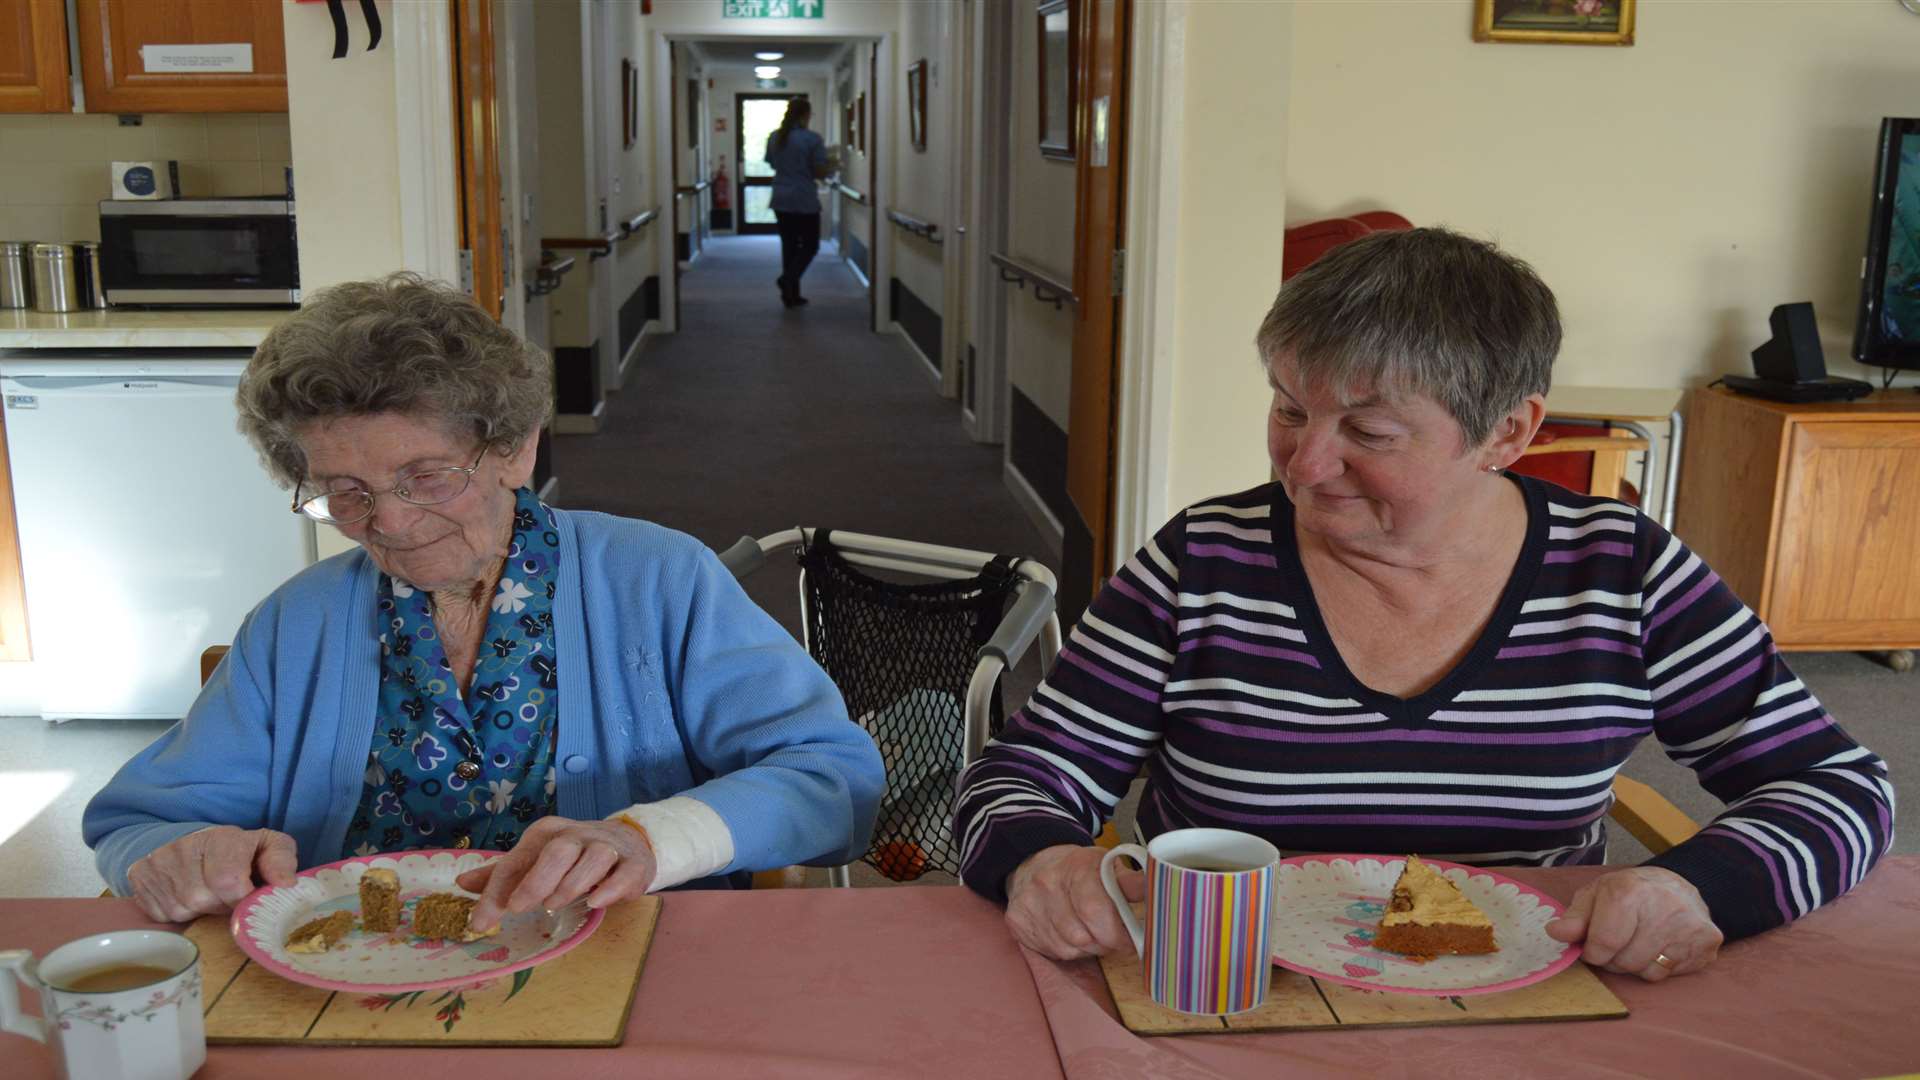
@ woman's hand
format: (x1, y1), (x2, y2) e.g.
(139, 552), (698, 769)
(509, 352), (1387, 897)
(456, 816), (657, 933)
(127, 826), (298, 922)
(1004, 844), (1144, 960)
(1544, 866), (1724, 981)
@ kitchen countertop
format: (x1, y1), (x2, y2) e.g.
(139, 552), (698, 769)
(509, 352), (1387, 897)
(0, 307), (296, 349)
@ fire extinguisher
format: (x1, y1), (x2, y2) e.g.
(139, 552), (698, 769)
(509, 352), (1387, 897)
(711, 156), (732, 211)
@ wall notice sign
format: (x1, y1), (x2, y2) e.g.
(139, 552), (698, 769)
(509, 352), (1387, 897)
(141, 43), (255, 73)
(722, 0), (823, 19)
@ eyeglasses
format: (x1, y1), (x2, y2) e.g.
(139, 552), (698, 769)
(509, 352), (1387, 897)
(292, 445), (490, 525)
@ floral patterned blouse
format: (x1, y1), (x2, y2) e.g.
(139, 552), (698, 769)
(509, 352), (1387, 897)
(341, 488), (561, 858)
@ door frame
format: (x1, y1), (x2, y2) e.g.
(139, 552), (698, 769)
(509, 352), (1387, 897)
(735, 91), (806, 236)
(937, 0), (971, 403)
(652, 30), (893, 335)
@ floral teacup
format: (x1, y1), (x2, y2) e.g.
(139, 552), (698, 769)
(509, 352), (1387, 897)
(0, 929), (205, 1080)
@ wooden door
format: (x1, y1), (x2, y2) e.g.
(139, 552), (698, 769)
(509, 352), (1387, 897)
(74, 0), (286, 113)
(1768, 420), (1920, 649)
(1062, 0), (1129, 618)
(453, 0), (504, 320)
(0, 0), (69, 113)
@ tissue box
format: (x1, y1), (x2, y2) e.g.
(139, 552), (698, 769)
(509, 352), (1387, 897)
(111, 161), (177, 200)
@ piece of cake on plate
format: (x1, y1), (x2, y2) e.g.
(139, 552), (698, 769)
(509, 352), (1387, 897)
(284, 910), (355, 954)
(1372, 855), (1499, 958)
(358, 867), (402, 933)
(411, 892), (498, 943)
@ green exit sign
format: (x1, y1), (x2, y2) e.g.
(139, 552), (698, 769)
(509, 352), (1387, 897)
(723, 0), (823, 18)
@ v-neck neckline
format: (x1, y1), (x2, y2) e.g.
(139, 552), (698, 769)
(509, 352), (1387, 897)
(1268, 473), (1548, 722)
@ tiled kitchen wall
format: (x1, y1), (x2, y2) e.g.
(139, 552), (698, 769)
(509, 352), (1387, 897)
(0, 113), (292, 243)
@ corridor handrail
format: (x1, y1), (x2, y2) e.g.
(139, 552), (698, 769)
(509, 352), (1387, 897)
(525, 251), (576, 301)
(675, 181), (712, 197)
(837, 183), (869, 205)
(620, 208), (659, 239)
(542, 232), (617, 260)
(887, 209), (942, 245)
(989, 252), (1077, 310)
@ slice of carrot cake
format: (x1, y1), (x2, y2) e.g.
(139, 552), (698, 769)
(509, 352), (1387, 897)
(284, 910), (355, 954)
(411, 892), (497, 943)
(1372, 855), (1498, 958)
(358, 868), (402, 933)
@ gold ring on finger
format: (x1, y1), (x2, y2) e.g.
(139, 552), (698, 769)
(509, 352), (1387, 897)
(1653, 952), (1676, 969)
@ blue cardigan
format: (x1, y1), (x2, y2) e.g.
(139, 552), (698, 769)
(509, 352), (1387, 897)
(84, 509), (885, 895)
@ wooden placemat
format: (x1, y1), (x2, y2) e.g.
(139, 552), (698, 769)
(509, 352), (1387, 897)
(1100, 944), (1626, 1036)
(184, 896), (661, 1046)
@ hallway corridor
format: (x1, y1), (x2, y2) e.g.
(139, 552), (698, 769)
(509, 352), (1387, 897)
(551, 234), (1059, 630)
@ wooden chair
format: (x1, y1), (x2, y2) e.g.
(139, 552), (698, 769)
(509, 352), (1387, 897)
(1516, 425), (1649, 502)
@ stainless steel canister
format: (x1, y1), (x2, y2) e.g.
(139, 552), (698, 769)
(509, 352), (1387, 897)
(76, 241), (107, 308)
(30, 242), (82, 313)
(0, 241), (30, 308)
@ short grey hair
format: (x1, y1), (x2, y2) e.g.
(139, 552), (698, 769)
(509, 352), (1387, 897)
(236, 272), (553, 488)
(1254, 227), (1560, 448)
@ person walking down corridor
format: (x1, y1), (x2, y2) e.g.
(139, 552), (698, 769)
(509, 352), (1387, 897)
(766, 98), (830, 308)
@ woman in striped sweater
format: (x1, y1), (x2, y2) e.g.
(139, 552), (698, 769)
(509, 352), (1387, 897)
(956, 227), (1893, 982)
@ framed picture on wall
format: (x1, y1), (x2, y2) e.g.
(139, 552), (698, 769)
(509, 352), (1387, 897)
(857, 92), (867, 154)
(1037, 0), (1075, 160)
(844, 101), (856, 155)
(1473, 0), (1635, 45)
(907, 60), (928, 153)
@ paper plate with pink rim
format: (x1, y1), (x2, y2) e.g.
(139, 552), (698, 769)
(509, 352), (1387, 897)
(1268, 854), (1580, 996)
(231, 848), (603, 994)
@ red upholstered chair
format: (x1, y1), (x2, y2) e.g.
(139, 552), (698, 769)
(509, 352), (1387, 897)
(1281, 211), (1412, 282)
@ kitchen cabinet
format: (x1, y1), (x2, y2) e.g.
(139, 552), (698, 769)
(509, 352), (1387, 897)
(0, 0), (70, 113)
(74, 0), (286, 113)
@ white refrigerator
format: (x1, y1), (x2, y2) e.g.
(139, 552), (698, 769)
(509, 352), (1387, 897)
(0, 352), (314, 720)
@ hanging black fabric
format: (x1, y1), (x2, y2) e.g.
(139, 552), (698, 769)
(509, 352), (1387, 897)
(797, 532), (1025, 881)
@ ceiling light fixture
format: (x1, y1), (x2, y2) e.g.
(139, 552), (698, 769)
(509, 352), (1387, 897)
(755, 51), (785, 61)
(754, 66), (782, 79)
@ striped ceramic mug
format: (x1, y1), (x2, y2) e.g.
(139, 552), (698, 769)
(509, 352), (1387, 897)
(1099, 828), (1279, 1015)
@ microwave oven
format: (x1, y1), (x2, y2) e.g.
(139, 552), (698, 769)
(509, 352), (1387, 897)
(97, 198), (299, 306)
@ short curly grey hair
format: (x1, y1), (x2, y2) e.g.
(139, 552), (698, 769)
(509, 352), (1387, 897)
(236, 272), (553, 488)
(1255, 227), (1560, 448)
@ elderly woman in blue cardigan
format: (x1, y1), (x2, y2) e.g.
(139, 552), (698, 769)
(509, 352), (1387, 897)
(85, 273), (884, 929)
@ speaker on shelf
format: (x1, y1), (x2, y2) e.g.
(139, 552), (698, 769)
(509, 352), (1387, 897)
(1724, 302), (1873, 403)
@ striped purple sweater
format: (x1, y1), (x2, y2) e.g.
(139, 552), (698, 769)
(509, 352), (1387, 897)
(957, 476), (1894, 941)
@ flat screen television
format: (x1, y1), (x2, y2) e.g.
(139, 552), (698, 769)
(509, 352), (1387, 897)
(1853, 117), (1920, 372)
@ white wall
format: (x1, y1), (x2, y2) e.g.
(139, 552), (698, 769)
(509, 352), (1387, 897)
(611, 0), (663, 376)
(284, 0), (403, 293)
(1287, 0), (1920, 388)
(0, 114), (292, 242)
(1004, 0), (1076, 431)
(888, 0), (950, 325)
(535, 1), (594, 351)
(1119, 0), (1294, 551)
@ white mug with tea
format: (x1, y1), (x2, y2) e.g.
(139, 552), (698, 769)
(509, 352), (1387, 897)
(0, 929), (205, 1080)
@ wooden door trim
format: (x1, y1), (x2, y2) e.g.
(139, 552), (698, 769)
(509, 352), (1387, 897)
(1062, 0), (1130, 612)
(451, 0), (503, 319)
(0, 0), (71, 112)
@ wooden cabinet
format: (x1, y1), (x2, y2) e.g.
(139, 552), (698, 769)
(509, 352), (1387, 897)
(74, 0), (285, 113)
(0, 0), (70, 113)
(1676, 386), (1920, 652)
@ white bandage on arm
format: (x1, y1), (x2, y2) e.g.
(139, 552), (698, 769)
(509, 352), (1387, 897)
(609, 795), (735, 892)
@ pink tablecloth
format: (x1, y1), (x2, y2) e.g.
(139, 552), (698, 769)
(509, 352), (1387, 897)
(3, 885), (1062, 1080)
(1023, 856), (1920, 1079)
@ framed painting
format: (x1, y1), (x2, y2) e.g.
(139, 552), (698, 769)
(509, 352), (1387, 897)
(857, 91), (867, 154)
(1474, 0), (1635, 45)
(907, 60), (928, 152)
(1037, 0), (1074, 160)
